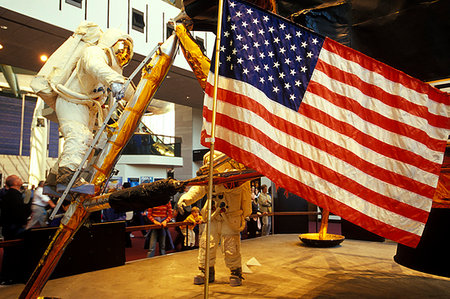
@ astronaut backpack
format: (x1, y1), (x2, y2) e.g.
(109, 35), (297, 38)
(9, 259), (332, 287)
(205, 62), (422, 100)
(30, 21), (102, 110)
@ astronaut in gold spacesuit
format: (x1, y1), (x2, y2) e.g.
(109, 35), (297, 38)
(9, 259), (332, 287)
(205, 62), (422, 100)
(177, 151), (252, 287)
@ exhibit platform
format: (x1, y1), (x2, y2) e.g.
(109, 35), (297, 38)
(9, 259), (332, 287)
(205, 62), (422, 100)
(1, 234), (449, 298)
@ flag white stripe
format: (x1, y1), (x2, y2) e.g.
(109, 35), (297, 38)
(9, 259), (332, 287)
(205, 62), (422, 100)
(312, 68), (448, 141)
(204, 91), (434, 211)
(203, 118), (428, 237)
(206, 74), (439, 187)
(305, 83), (442, 163)
(320, 47), (448, 118)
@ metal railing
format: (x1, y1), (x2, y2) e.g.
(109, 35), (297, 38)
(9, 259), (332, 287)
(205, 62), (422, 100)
(0, 211), (321, 250)
(122, 133), (182, 157)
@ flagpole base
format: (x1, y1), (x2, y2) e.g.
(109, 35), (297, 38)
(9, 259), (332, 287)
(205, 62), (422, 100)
(299, 233), (345, 248)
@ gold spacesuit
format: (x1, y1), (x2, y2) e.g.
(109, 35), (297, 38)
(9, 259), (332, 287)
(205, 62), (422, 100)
(178, 151), (252, 286)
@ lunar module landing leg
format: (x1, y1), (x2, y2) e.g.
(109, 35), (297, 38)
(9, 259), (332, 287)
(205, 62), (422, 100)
(19, 34), (179, 299)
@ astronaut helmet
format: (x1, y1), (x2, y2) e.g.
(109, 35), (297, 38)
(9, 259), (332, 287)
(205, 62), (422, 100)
(98, 28), (134, 68)
(112, 38), (134, 67)
(203, 151), (247, 173)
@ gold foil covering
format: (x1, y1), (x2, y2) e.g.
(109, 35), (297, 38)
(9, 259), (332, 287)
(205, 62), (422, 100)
(176, 24), (211, 90)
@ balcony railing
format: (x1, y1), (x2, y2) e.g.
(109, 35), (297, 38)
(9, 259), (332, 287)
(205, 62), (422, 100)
(122, 133), (182, 157)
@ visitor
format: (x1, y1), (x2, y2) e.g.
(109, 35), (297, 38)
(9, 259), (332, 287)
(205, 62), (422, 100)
(146, 202), (173, 257)
(258, 184), (272, 236)
(246, 187), (261, 238)
(26, 181), (56, 229)
(182, 206), (203, 247)
(0, 175), (30, 284)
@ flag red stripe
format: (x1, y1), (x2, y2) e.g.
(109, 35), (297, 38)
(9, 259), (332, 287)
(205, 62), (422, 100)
(202, 134), (422, 248)
(209, 109), (430, 223)
(322, 38), (450, 106)
(314, 59), (449, 130)
(307, 80), (446, 151)
(299, 103), (443, 175)
(203, 95), (431, 223)
(205, 81), (441, 182)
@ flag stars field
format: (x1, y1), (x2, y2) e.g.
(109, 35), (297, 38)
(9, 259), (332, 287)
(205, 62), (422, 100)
(217, 0), (323, 111)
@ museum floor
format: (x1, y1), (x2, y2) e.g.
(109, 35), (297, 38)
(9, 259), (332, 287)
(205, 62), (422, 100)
(1, 234), (450, 298)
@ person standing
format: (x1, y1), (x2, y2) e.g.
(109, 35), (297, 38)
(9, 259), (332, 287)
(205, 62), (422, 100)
(172, 185), (190, 251)
(26, 181), (56, 229)
(167, 167), (175, 179)
(0, 185), (7, 240)
(146, 202), (173, 257)
(22, 184), (35, 205)
(177, 151), (252, 287)
(246, 187), (261, 238)
(257, 184), (272, 236)
(0, 175), (30, 284)
(182, 206), (204, 247)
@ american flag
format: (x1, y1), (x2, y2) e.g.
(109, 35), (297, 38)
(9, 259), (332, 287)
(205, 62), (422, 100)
(201, 0), (450, 247)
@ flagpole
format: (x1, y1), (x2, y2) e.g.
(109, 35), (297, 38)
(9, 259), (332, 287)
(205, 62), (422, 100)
(204, 0), (225, 297)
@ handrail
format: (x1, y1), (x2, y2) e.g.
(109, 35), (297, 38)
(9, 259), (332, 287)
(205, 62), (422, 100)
(125, 221), (190, 232)
(0, 211), (321, 248)
(133, 132), (182, 140)
(126, 211), (321, 232)
(0, 238), (24, 248)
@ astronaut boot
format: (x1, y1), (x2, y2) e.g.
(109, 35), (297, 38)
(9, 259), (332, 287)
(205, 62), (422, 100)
(229, 267), (243, 287)
(56, 166), (95, 194)
(43, 171), (62, 197)
(193, 267), (215, 285)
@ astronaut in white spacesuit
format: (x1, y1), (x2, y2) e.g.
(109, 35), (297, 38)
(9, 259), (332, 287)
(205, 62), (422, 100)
(177, 151), (252, 287)
(53, 28), (133, 189)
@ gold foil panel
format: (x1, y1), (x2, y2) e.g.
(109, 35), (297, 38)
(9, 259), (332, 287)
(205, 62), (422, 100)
(176, 24), (211, 90)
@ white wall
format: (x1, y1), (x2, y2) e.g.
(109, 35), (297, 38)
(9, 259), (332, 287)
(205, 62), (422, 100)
(115, 154), (183, 183)
(192, 107), (207, 175)
(2, 0), (215, 71)
(192, 107), (205, 150)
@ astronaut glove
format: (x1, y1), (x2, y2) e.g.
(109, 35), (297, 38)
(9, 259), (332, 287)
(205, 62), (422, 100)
(110, 82), (125, 100)
(177, 199), (186, 210)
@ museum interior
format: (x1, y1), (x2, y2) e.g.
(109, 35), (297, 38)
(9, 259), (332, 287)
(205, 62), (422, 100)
(0, 0), (449, 298)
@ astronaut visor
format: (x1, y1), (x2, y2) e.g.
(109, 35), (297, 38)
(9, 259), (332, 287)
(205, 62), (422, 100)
(113, 39), (133, 67)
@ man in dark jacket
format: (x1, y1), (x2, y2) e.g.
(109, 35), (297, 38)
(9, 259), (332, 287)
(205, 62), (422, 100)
(0, 175), (30, 284)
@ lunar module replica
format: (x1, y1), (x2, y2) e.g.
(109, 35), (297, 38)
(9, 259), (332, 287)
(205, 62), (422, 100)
(19, 10), (262, 299)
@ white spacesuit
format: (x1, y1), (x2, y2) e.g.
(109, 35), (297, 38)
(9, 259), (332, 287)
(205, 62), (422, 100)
(178, 151), (252, 286)
(54, 28), (133, 187)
